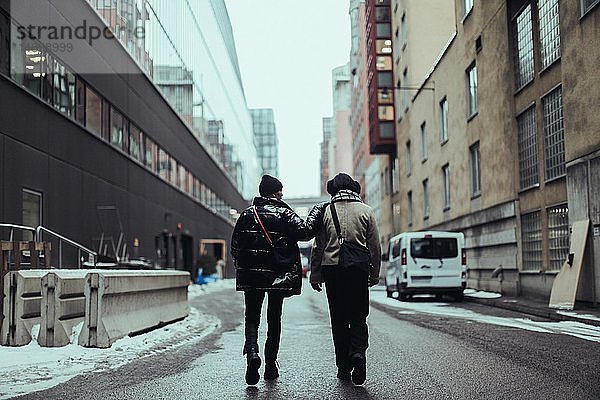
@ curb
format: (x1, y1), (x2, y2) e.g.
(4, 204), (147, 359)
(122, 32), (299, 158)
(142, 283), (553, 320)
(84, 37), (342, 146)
(464, 295), (600, 327)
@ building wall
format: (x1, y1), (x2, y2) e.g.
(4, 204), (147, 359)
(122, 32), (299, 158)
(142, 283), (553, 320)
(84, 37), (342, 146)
(561, 2), (600, 302)
(373, 0), (598, 301)
(0, 0), (248, 278)
(388, 0), (522, 296)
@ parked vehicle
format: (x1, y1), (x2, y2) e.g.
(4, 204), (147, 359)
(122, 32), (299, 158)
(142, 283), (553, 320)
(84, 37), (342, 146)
(385, 231), (467, 301)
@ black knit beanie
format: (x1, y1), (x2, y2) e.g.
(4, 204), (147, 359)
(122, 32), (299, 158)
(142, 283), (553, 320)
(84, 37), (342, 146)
(259, 175), (283, 197)
(327, 173), (361, 196)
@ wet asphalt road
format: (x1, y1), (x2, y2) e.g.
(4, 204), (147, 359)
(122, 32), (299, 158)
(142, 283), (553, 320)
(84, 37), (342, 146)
(15, 279), (600, 400)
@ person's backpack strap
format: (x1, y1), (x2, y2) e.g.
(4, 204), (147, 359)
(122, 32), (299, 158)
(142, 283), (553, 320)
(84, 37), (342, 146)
(252, 205), (273, 246)
(329, 203), (343, 244)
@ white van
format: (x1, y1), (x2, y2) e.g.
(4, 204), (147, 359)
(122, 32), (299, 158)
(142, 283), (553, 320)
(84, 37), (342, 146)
(384, 231), (467, 301)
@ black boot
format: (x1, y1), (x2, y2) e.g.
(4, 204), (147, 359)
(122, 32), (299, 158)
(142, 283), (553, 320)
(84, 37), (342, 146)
(245, 349), (261, 385)
(351, 353), (366, 385)
(264, 359), (279, 380)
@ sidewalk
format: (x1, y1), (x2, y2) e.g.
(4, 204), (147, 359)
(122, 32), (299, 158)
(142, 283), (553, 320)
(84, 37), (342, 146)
(463, 289), (600, 327)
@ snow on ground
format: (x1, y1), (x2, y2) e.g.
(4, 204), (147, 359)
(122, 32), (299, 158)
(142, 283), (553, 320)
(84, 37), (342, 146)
(370, 289), (600, 343)
(463, 288), (502, 299)
(0, 279), (235, 400)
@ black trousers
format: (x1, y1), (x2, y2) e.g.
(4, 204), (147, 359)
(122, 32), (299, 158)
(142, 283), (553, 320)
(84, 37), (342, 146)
(244, 290), (285, 361)
(324, 266), (370, 372)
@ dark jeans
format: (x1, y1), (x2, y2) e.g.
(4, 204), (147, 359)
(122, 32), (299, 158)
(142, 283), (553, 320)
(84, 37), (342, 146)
(244, 290), (285, 361)
(324, 265), (369, 372)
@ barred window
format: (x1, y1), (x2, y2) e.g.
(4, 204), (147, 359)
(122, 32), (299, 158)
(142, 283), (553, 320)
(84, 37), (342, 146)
(548, 205), (569, 271)
(521, 211), (542, 271)
(518, 106), (539, 189)
(539, 0), (561, 69)
(543, 86), (565, 180)
(513, 4), (534, 89)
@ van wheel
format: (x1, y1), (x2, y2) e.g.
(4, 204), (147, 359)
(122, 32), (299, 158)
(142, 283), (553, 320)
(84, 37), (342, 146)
(386, 289), (393, 298)
(398, 292), (407, 301)
(454, 291), (464, 302)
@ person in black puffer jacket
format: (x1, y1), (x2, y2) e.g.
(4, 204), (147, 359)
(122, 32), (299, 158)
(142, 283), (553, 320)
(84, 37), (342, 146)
(231, 175), (325, 385)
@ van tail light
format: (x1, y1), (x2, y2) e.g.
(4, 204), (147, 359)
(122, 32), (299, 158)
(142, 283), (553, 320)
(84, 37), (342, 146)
(401, 249), (407, 265)
(461, 249), (467, 265)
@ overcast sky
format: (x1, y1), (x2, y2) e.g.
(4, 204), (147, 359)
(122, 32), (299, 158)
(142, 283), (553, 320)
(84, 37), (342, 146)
(224, 0), (351, 198)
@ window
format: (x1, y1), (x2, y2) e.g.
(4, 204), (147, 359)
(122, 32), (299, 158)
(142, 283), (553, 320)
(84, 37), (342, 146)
(521, 211), (542, 271)
(76, 79), (86, 123)
(393, 202), (401, 232)
(442, 164), (450, 210)
(463, 0), (474, 17)
(406, 141), (411, 176)
(423, 179), (429, 219)
(440, 97), (448, 143)
(376, 23), (391, 37)
(378, 71), (393, 86)
(518, 106), (539, 189)
(408, 191), (413, 227)
(22, 189), (42, 241)
(144, 136), (157, 171)
(581, 0), (600, 16)
(548, 205), (569, 271)
(392, 158), (400, 193)
(0, 10), (8, 76)
(466, 64), (478, 117)
(158, 148), (171, 182)
(376, 39), (393, 53)
(403, 69), (409, 111)
(513, 4), (534, 89)
(85, 87), (102, 136)
(375, 7), (391, 21)
(543, 86), (565, 180)
(539, 0), (560, 69)
(380, 122), (395, 137)
(395, 80), (403, 120)
(378, 105), (394, 121)
(411, 238), (458, 259)
(470, 142), (481, 197)
(178, 164), (187, 191)
(10, 37), (43, 96)
(376, 55), (393, 70)
(420, 122), (427, 162)
(110, 107), (126, 149)
(401, 13), (407, 48)
(52, 59), (76, 117)
(129, 124), (143, 162)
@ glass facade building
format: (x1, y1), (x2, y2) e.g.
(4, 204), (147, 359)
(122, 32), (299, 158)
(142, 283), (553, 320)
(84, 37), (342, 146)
(0, 0), (255, 275)
(250, 109), (279, 178)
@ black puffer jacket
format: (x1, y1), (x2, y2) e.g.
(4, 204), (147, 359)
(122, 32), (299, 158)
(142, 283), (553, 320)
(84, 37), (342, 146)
(232, 197), (326, 296)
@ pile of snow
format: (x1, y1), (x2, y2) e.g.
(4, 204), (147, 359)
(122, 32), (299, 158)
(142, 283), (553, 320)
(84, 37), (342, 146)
(370, 291), (600, 344)
(0, 279), (235, 400)
(463, 288), (502, 299)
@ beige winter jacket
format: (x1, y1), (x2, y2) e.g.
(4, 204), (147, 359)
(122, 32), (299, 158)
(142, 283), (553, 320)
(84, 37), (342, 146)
(310, 191), (381, 285)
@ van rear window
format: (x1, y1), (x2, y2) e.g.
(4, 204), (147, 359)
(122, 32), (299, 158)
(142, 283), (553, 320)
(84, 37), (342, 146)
(410, 238), (458, 259)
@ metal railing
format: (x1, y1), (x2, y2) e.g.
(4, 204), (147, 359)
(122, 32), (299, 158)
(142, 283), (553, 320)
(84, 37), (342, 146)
(0, 223), (97, 268)
(35, 226), (97, 268)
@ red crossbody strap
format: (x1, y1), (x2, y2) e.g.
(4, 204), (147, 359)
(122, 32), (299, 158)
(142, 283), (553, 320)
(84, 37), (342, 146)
(252, 206), (273, 245)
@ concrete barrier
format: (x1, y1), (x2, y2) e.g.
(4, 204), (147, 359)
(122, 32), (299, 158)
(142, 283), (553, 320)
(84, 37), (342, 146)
(79, 270), (190, 348)
(38, 270), (88, 347)
(1, 270), (52, 346)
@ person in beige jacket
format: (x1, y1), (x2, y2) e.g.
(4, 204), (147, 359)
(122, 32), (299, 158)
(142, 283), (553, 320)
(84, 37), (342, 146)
(310, 173), (381, 385)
